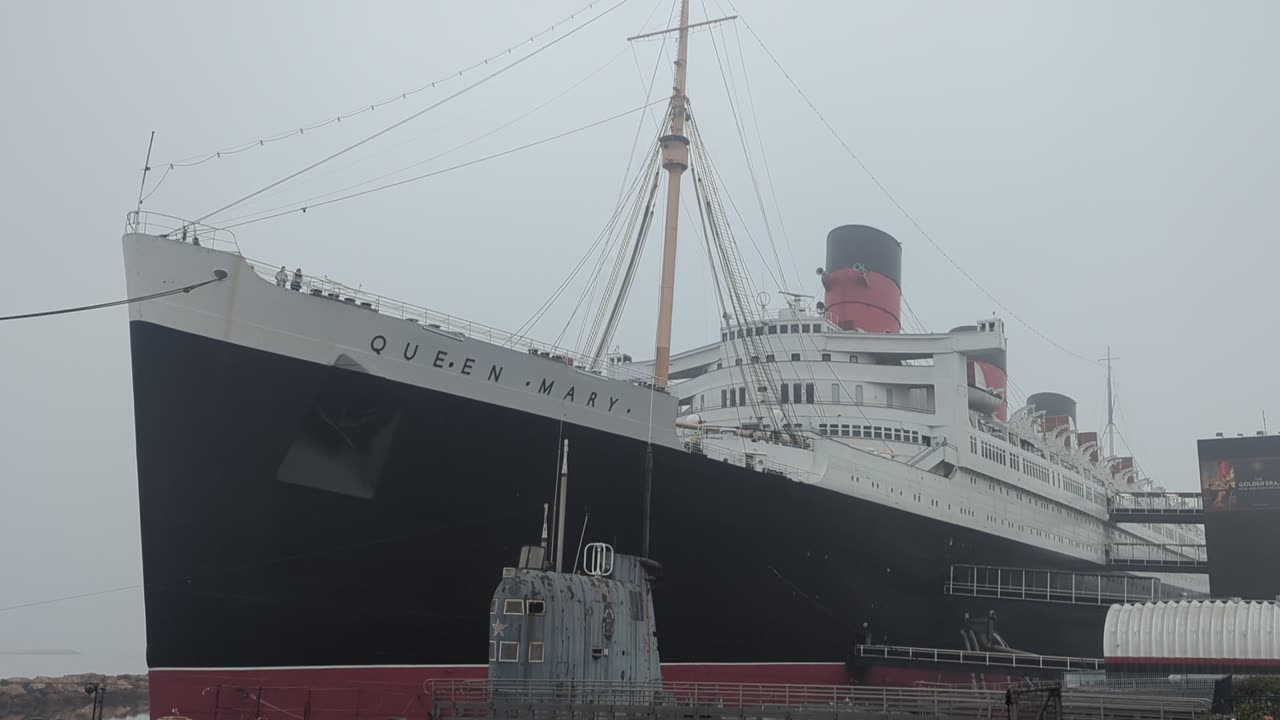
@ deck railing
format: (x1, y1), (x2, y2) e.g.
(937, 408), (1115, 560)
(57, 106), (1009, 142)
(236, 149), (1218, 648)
(427, 678), (1210, 720)
(853, 644), (1105, 672)
(127, 212), (655, 384)
(945, 564), (1165, 606)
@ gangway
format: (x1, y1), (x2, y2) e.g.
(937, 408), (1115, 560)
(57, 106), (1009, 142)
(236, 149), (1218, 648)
(1105, 542), (1208, 572)
(1108, 492), (1204, 524)
(944, 564), (1171, 606)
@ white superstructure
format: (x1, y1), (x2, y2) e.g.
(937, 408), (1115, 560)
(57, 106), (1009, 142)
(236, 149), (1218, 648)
(620, 294), (1206, 590)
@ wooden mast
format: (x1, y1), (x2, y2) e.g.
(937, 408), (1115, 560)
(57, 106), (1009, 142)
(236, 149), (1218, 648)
(651, 0), (692, 390)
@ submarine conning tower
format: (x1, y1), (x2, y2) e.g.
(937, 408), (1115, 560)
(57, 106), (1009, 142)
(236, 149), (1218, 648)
(820, 225), (902, 334)
(488, 543), (662, 685)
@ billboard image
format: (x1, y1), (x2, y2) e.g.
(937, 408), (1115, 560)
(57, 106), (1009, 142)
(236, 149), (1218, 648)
(1200, 455), (1280, 511)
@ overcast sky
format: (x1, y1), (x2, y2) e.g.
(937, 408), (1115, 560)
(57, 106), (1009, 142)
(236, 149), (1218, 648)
(2, 0), (1278, 677)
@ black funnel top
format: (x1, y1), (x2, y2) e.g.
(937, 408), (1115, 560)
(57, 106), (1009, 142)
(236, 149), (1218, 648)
(1027, 392), (1077, 423)
(825, 225), (901, 286)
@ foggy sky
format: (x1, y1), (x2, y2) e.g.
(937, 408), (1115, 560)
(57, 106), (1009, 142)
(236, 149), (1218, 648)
(2, 0), (1278, 676)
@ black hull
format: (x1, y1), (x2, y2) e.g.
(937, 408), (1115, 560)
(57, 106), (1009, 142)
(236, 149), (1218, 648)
(130, 321), (1110, 670)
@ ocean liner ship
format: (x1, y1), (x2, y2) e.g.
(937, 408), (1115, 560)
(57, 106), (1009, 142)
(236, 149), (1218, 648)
(122, 2), (1207, 717)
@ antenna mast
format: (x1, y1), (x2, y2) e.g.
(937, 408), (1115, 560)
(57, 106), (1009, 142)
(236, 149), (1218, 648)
(651, 0), (692, 390)
(1102, 346), (1119, 458)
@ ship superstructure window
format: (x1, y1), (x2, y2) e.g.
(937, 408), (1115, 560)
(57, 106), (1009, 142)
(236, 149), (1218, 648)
(491, 598), (497, 615)
(780, 325), (789, 334)
(503, 599), (525, 615)
(738, 387), (746, 406)
(831, 384), (840, 403)
(766, 354), (775, 362)
(802, 324), (811, 333)
(489, 641), (496, 661)
(527, 600), (545, 615)
(735, 358), (742, 365)
(849, 355), (859, 363)
(780, 384), (790, 403)
(528, 641), (545, 663)
(855, 385), (864, 404)
(804, 383), (815, 403)
(499, 641), (519, 662)
(721, 389), (728, 408)
(791, 324), (800, 333)
(792, 383), (801, 402)
(791, 353), (801, 361)
(768, 325), (778, 335)
(751, 355), (759, 363)
(821, 353), (831, 362)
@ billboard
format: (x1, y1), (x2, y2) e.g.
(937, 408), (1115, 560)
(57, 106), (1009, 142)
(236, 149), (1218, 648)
(1199, 452), (1280, 512)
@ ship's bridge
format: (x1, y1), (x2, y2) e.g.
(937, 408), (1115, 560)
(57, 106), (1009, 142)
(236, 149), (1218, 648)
(619, 305), (1009, 460)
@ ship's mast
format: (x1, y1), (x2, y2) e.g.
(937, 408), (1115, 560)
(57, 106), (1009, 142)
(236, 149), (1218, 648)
(651, 0), (693, 390)
(1102, 346), (1119, 458)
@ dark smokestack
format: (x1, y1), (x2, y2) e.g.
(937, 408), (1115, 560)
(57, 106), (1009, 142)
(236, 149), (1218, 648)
(820, 225), (901, 333)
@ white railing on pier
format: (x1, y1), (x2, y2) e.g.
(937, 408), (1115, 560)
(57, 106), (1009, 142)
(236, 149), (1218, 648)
(431, 678), (1009, 716)
(853, 644), (1105, 672)
(945, 564), (1167, 606)
(1109, 492), (1204, 515)
(427, 678), (1210, 720)
(1107, 542), (1208, 568)
(127, 212), (655, 385)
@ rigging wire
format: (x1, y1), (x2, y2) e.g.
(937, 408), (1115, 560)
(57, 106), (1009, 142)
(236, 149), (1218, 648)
(151, 0), (625, 170)
(196, 0), (635, 225)
(728, 18), (803, 292)
(0, 275), (225, 322)
(139, 162), (172, 204)
(723, 1), (1097, 368)
(687, 100), (785, 293)
(614, 0), (679, 203)
(0, 585), (141, 614)
(705, 19), (789, 294)
(218, 100), (666, 231)
(217, 45), (634, 228)
(511, 136), (661, 343)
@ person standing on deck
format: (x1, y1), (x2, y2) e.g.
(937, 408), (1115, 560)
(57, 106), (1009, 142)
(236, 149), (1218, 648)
(290, 268), (303, 292)
(275, 266), (289, 287)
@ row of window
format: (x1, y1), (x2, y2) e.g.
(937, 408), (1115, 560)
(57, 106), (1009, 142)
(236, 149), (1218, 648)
(718, 383), (871, 409)
(489, 640), (545, 663)
(819, 423), (931, 446)
(966, 473), (1103, 552)
(720, 352), (858, 370)
(491, 598), (546, 616)
(721, 322), (829, 341)
(856, 471), (1100, 554)
(970, 436), (1104, 507)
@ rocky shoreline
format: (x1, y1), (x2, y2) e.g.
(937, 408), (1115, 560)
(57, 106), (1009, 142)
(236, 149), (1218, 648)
(0, 674), (147, 720)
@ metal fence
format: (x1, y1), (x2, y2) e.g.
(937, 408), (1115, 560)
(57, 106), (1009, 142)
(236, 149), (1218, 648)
(944, 564), (1164, 606)
(428, 678), (1211, 720)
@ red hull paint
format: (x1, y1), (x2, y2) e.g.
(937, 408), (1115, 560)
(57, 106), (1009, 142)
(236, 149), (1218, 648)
(148, 664), (851, 720)
(821, 268), (901, 333)
(855, 665), (1020, 689)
